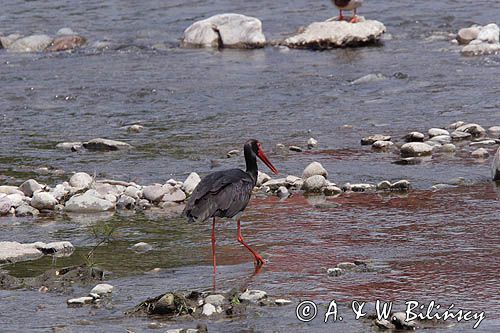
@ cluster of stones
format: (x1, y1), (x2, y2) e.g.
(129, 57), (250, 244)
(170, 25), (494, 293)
(257, 161), (411, 198)
(181, 13), (386, 50)
(56, 138), (134, 152)
(67, 283), (114, 307)
(0, 28), (86, 53)
(326, 260), (372, 277)
(453, 23), (500, 56)
(361, 121), (500, 166)
(0, 241), (74, 264)
(0, 170), (201, 217)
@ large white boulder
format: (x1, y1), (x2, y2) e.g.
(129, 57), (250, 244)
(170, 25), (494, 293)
(302, 162), (328, 179)
(8, 34), (53, 52)
(182, 172), (201, 195)
(31, 192), (58, 210)
(69, 172), (93, 189)
(283, 18), (385, 49)
(182, 13), (266, 49)
(65, 193), (115, 212)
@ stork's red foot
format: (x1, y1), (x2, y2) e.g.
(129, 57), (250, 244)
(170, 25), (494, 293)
(337, 15), (345, 21)
(254, 255), (265, 266)
(349, 16), (360, 23)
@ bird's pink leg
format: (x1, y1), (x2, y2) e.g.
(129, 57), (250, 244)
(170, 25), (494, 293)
(338, 9), (344, 21)
(237, 219), (264, 266)
(349, 9), (360, 23)
(211, 217), (217, 274)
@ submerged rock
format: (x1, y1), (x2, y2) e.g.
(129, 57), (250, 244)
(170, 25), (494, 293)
(302, 161), (328, 179)
(283, 18), (386, 49)
(351, 73), (387, 85)
(471, 148), (489, 159)
(239, 289), (267, 302)
(83, 138), (133, 151)
(361, 134), (391, 145)
(182, 13), (266, 49)
(462, 42), (500, 56)
(8, 34), (53, 52)
(303, 175), (327, 193)
(391, 312), (417, 330)
(15, 204), (39, 217)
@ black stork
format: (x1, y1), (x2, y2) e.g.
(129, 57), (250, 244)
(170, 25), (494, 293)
(332, 0), (363, 23)
(182, 139), (279, 273)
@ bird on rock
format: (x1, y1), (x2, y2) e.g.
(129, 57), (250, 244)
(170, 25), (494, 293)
(332, 0), (363, 23)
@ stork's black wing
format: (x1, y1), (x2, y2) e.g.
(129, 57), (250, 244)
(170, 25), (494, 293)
(182, 169), (254, 223)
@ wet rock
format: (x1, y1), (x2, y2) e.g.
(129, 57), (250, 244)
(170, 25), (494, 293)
(83, 138), (133, 151)
(57, 28), (76, 36)
(351, 183), (375, 192)
(65, 193), (114, 212)
(202, 303), (216, 316)
(116, 195), (136, 209)
(374, 318), (396, 329)
(256, 171), (271, 187)
(275, 299), (292, 306)
(456, 123), (486, 137)
(69, 172), (93, 189)
(31, 192), (58, 210)
(205, 294), (225, 306)
(470, 140), (497, 146)
(143, 185), (169, 202)
(327, 267), (343, 276)
(182, 172), (201, 195)
(0, 186), (24, 196)
(226, 149), (240, 158)
(131, 242), (153, 253)
(471, 148), (489, 159)
(32, 241), (74, 256)
(352, 73), (387, 85)
(90, 283), (114, 295)
(283, 18), (385, 49)
(286, 175), (302, 186)
(262, 178), (287, 191)
(391, 312), (417, 330)
(19, 179), (43, 197)
(182, 13), (266, 49)
(6, 193), (25, 208)
(462, 42), (500, 56)
(307, 137), (318, 149)
(492, 147), (500, 180)
(0, 33), (22, 49)
(337, 262), (356, 270)
(239, 289), (267, 302)
(138, 199), (152, 210)
(289, 145), (303, 152)
(428, 128), (449, 137)
(126, 124), (144, 133)
(400, 142), (433, 157)
(302, 161), (328, 179)
(46, 35), (87, 52)
(376, 180), (392, 190)
(361, 134), (391, 145)
(403, 131), (425, 142)
(440, 143), (457, 153)
(391, 180), (411, 191)
(428, 135), (451, 144)
(67, 296), (94, 306)
(323, 185), (342, 196)
(56, 141), (83, 150)
(0, 241), (44, 264)
(488, 126), (500, 135)
(457, 26), (480, 45)
(303, 175), (327, 193)
(162, 187), (186, 202)
(477, 23), (499, 43)
(124, 185), (141, 199)
(15, 204), (39, 217)
(451, 130), (472, 140)
(276, 186), (289, 198)
(0, 198), (12, 216)
(8, 34), (53, 52)
(372, 140), (394, 150)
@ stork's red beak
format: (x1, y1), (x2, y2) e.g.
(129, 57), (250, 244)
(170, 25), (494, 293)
(257, 148), (279, 175)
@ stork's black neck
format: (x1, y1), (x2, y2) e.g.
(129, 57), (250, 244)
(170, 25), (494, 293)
(244, 144), (258, 184)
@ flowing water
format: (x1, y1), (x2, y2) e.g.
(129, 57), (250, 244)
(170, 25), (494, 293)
(0, 0), (499, 332)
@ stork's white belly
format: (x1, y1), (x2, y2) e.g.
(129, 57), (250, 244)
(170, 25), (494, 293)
(335, 0), (363, 11)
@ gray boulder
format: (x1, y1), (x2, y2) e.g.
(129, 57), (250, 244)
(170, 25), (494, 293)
(283, 18), (385, 49)
(15, 204), (40, 217)
(428, 128), (449, 137)
(0, 33), (22, 48)
(400, 142), (433, 157)
(361, 134), (391, 145)
(471, 148), (489, 159)
(303, 175), (327, 193)
(162, 187), (187, 202)
(143, 185), (169, 202)
(116, 195), (136, 209)
(8, 34), (53, 52)
(65, 193), (115, 212)
(69, 172), (93, 189)
(182, 13), (266, 49)
(31, 192), (58, 210)
(455, 123), (486, 137)
(403, 131), (425, 142)
(457, 26), (480, 45)
(19, 179), (43, 197)
(302, 161), (328, 179)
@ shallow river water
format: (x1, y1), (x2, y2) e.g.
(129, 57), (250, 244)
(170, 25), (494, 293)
(1, 0), (499, 332)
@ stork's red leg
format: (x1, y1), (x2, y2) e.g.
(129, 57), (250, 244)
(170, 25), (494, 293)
(211, 217), (217, 274)
(338, 9), (344, 21)
(349, 9), (360, 23)
(237, 219), (264, 266)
